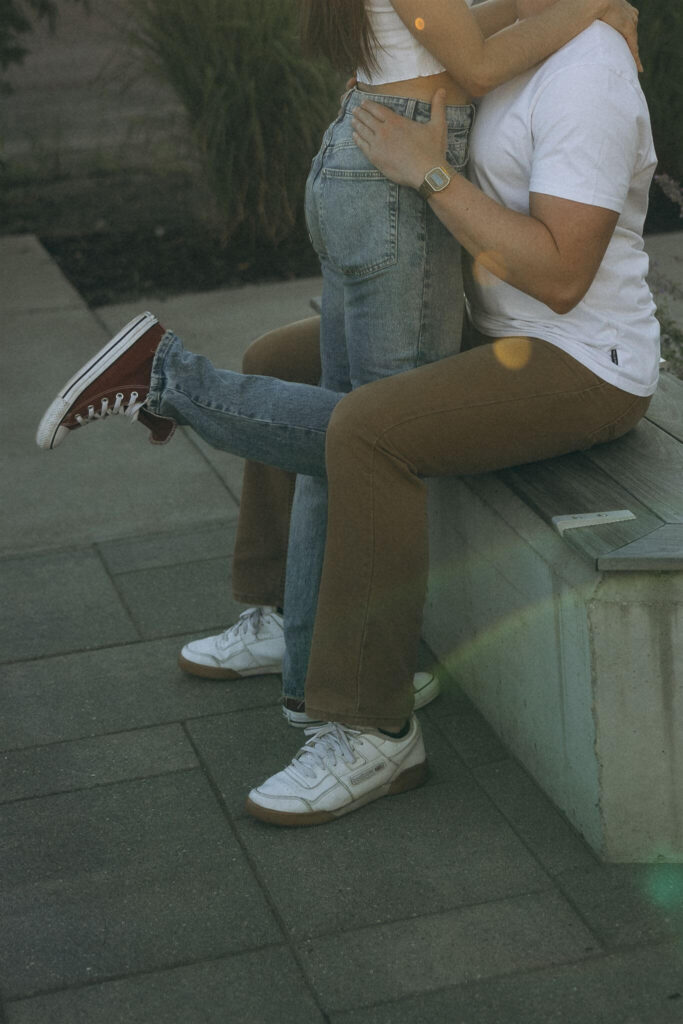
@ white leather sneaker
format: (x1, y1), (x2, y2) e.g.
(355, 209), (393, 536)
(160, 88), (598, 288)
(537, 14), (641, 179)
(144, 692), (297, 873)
(282, 670), (440, 727)
(179, 606), (284, 679)
(246, 716), (427, 826)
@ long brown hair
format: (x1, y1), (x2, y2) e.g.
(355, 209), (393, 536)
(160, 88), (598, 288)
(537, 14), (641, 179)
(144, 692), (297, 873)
(299, 1), (379, 77)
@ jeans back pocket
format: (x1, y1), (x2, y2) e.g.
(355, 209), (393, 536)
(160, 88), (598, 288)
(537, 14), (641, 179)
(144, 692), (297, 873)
(307, 135), (398, 278)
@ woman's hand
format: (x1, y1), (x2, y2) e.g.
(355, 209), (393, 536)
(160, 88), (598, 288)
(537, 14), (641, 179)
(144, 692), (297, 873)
(598, 0), (642, 71)
(517, 0), (641, 71)
(352, 90), (449, 191)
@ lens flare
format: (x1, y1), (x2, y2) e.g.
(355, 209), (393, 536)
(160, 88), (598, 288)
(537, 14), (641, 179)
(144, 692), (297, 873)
(492, 336), (532, 371)
(415, 17), (425, 30)
(644, 864), (683, 906)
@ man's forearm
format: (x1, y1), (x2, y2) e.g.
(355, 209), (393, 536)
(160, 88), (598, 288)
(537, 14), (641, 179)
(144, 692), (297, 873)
(428, 174), (583, 313)
(350, 93), (617, 313)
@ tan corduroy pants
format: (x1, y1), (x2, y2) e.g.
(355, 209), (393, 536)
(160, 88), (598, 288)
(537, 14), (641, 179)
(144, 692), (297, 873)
(232, 316), (649, 731)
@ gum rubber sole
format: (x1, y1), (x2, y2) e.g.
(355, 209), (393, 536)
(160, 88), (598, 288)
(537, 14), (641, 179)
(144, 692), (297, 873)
(177, 653), (283, 679)
(245, 759), (429, 827)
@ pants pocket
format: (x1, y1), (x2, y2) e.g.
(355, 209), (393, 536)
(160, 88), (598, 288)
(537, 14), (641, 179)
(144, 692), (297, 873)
(318, 166), (399, 277)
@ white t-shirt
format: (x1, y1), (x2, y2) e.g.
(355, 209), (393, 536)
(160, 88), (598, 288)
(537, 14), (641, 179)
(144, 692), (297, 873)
(466, 23), (660, 396)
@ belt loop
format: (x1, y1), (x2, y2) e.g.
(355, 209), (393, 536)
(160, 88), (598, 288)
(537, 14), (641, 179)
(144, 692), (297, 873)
(405, 97), (417, 120)
(340, 86), (355, 112)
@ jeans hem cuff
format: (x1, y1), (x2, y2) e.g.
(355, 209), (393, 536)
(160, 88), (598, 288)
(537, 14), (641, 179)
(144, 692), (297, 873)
(147, 329), (177, 413)
(305, 708), (410, 732)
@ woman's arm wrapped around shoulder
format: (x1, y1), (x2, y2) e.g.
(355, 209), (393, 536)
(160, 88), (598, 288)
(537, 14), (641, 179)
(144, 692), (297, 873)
(391, 0), (641, 95)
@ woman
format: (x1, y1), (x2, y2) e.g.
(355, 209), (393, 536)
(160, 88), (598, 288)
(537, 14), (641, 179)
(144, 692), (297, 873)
(181, 0), (642, 727)
(37, 6), (653, 826)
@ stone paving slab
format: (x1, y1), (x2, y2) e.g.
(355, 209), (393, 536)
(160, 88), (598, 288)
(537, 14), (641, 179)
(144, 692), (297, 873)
(96, 520), (236, 575)
(187, 707), (307, 820)
(237, 781), (553, 942)
(0, 638), (281, 751)
(113, 556), (238, 639)
(0, 772), (281, 1000)
(0, 548), (138, 662)
(328, 942), (683, 1023)
(473, 759), (598, 876)
(3, 304), (238, 557)
(6, 947), (325, 1024)
(0, 724), (198, 804)
(556, 863), (683, 949)
(0, 236), (84, 312)
(185, 434), (246, 499)
(300, 890), (599, 1014)
(96, 277), (323, 372)
(434, 705), (510, 767)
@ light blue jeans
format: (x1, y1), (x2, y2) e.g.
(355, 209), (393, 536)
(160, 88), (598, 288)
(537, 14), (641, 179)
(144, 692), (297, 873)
(281, 89), (473, 700)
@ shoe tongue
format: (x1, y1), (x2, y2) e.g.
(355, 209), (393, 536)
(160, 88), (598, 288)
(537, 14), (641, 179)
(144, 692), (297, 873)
(138, 407), (175, 443)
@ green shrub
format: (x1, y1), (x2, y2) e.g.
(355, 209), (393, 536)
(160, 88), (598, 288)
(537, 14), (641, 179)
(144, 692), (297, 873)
(127, 0), (341, 244)
(636, 0), (683, 181)
(0, 0), (88, 93)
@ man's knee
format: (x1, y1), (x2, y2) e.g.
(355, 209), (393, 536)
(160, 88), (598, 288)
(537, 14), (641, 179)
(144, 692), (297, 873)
(241, 317), (321, 383)
(327, 386), (384, 460)
(241, 331), (287, 377)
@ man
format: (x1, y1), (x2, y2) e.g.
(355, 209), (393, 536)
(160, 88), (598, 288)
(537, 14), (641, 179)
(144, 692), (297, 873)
(187, 18), (660, 824)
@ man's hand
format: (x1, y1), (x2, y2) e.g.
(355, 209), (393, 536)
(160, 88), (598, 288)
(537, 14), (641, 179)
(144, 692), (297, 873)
(351, 89), (449, 191)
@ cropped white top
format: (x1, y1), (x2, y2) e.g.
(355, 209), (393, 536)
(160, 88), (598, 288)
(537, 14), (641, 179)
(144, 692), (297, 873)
(356, 1), (446, 85)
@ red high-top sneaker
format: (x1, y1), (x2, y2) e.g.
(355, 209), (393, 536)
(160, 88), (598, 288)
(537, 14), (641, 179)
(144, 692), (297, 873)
(36, 312), (176, 449)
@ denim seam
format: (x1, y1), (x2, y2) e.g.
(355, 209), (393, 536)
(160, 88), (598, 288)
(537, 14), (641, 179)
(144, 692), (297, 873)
(353, 441), (380, 714)
(585, 393), (649, 445)
(163, 385), (329, 436)
(369, 381), (610, 451)
(415, 198), (430, 366)
(278, 480), (299, 611)
(147, 329), (177, 412)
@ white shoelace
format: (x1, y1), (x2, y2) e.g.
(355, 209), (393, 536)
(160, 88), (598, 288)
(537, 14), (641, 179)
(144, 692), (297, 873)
(74, 392), (145, 426)
(288, 722), (362, 782)
(217, 606), (266, 649)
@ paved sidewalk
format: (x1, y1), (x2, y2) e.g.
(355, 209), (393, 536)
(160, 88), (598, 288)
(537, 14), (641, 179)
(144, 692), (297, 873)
(1, 234), (682, 1023)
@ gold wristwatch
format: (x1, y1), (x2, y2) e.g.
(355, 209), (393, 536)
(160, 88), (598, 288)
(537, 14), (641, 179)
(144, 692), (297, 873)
(417, 164), (454, 200)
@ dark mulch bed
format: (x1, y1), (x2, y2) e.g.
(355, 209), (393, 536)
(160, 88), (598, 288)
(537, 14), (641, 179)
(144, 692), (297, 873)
(2, 167), (681, 307)
(43, 221), (322, 307)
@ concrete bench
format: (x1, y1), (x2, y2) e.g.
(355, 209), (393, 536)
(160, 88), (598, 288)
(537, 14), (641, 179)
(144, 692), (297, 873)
(310, 295), (682, 862)
(423, 370), (683, 863)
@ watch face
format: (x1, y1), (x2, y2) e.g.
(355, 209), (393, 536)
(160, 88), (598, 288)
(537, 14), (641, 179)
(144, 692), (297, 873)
(428, 167), (449, 189)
